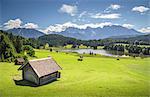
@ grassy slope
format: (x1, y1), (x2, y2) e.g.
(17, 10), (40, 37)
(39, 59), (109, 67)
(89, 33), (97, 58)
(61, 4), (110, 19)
(0, 49), (150, 97)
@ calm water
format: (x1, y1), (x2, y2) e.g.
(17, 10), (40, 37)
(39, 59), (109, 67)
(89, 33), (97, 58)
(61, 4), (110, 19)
(62, 49), (127, 57)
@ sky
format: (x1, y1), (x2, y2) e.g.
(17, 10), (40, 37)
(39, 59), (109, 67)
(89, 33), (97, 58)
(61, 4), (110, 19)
(0, 0), (150, 33)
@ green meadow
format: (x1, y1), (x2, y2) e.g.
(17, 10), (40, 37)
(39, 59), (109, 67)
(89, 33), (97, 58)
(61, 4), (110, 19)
(0, 49), (150, 97)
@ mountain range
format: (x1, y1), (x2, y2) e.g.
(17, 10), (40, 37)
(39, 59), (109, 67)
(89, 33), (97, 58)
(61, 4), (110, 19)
(7, 25), (144, 40)
(55, 25), (143, 40)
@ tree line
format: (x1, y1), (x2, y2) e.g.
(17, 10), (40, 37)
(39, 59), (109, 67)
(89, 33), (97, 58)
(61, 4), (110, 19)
(103, 44), (150, 55)
(0, 30), (35, 62)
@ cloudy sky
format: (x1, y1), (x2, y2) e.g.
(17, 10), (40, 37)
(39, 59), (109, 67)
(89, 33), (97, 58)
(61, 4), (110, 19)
(0, 0), (150, 33)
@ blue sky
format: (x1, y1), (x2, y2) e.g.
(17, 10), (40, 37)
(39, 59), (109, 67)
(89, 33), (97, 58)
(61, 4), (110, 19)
(0, 0), (150, 33)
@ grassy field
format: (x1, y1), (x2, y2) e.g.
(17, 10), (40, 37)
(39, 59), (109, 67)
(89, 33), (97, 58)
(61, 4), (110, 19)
(0, 49), (150, 97)
(64, 44), (103, 49)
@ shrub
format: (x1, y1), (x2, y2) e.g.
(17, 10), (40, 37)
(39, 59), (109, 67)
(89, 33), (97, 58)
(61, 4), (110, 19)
(22, 45), (35, 57)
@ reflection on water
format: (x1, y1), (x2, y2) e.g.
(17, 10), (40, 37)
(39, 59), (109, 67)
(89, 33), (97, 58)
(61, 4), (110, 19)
(62, 49), (127, 57)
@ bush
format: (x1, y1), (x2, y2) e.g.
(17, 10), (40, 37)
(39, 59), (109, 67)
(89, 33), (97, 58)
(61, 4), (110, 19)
(22, 45), (35, 57)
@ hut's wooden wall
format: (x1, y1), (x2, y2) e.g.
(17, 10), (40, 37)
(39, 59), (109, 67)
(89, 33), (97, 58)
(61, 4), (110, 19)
(23, 64), (39, 84)
(39, 72), (58, 85)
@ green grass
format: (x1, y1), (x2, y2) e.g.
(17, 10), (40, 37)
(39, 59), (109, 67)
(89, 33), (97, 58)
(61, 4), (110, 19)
(64, 44), (73, 49)
(63, 44), (103, 49)
(79, 44), (88, 49)
(0, 49), (150, 97)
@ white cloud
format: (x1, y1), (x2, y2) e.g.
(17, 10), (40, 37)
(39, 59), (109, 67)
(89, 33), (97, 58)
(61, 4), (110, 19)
(91, 13), (121, 19)
(122, 24), (134, 29)
(79, 11), (87, 18)
(138, 27), (150, 33)
(59, 4), (77, 16)
(4, 18), (22, 29)
(3, 19), (40, 30)
(109, 4), (121, 10)
(132, 6), (149, 13)
(23, 23), (38, 29)
(104, 4), (121, 13)
(43, 22), (112, 33)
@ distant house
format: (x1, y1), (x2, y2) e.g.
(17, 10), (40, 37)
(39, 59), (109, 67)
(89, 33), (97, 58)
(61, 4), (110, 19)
(18, 57), (62, 85)
(15, 58), (25, 65)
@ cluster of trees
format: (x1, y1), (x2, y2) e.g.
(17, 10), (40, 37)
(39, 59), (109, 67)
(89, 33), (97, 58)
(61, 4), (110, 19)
(103, 44), (125, 51)
(22, 45), (35, 57)
(0, 30), (35, 62)
(0, 33), (16, 62)
(126, 45), (150, 55)
(104, 44), (150, 55)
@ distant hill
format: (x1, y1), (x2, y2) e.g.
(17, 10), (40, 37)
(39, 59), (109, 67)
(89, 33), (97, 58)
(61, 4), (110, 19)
(50, 25), (143, 40)
(7, 28), (45, 38)
(108, 35), (139, 39)
(122, 34), (150, 42)
(107, 34), (150, 43)
(38, 34), (79, 46)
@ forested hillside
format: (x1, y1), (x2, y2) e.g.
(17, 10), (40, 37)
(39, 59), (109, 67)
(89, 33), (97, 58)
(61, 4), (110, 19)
(0, 31), (16, 62)
(0, 30), (37, 62)
(110, 34), (150, 43)
(125, 34), (150, 42)
(38, 34), (80, 46)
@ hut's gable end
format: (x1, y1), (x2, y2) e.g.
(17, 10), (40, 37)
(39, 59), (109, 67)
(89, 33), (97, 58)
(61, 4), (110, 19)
(23, 64), (39, 84)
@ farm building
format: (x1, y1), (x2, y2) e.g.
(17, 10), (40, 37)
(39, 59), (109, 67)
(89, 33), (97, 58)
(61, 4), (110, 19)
(15, 58), (25, 65)
(18, 57), (62, 85)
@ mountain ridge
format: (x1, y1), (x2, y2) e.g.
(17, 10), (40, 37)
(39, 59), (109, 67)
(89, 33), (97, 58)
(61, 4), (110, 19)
(52, 25), (144, 40)
(7, 25), (144, 40)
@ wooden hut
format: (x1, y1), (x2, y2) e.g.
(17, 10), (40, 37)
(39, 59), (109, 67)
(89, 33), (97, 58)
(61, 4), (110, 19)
(18, 57), (62, 85)
(15, 58), (25, 65)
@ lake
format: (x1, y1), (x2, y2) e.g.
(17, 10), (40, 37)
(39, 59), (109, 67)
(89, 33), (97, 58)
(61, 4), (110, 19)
(62, 49), (128, 57)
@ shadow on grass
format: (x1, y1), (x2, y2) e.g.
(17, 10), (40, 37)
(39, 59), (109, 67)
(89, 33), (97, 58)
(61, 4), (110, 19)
(13, 79), (58, 87)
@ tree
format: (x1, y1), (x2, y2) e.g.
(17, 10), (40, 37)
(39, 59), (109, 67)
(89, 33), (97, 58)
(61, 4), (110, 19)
(14, 36), (23, 53)
(0, 34), (16, 62)
(22, 45), (35, 57)
(44, 43), (49, 49)
(93, 46), (97, 49)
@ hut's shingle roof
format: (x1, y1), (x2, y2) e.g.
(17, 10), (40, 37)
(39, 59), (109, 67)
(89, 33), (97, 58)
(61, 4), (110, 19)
(28, 58), (62, 77)
(16, 58), (25, 62)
